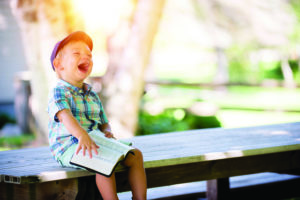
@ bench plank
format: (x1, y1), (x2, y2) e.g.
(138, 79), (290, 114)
(130, 123), (300, 167)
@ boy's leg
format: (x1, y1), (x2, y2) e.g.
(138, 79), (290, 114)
(122, 148), (147, 200)
(58, 145), (119, 199)
(96, 173), (118, 200)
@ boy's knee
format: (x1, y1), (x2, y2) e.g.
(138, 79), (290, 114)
(133, 148), (144, 162)
(124, 148), (144, 166)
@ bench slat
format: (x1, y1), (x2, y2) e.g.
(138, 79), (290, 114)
(0, 122), (300, 185)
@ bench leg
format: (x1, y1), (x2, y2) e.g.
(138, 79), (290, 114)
(206, 178), (230, 200)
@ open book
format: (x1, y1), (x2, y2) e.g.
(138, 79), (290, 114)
(70, 130), (134, 177)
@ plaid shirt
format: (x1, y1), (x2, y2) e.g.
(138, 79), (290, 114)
(47, 79), (108, 161)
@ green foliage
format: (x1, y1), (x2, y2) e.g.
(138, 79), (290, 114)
(228, 58), (251, 83)
(258, 60), (299, 82)
(0, 114), (33, 150)
(227, 44), (258, 83)
(291, 0), (300, 19)
(226, 43), (300, 83)
(290, 0), (300, 43)
(289, 60), (300, 81)
(259, 61), (283, 80)
(0, 135), (35, 149)
(0, 114), (16, 129)
(136, 108), (221, 135)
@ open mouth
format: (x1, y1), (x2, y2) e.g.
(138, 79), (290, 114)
(78, 62), (90, 73)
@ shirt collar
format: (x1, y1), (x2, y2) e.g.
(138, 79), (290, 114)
(57, 79), (92, 95)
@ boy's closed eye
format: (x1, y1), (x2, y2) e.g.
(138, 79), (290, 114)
(73, 51), (80, 56)
(73, 51), (92, 59)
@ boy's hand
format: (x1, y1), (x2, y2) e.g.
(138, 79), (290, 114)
(56, 109), (99, 158)
(99, 123), (115, 139)
(76, 133), (99, 158)
(103, 130), (114, 138)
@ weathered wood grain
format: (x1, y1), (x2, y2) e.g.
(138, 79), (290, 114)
(0, 178), (78, 200)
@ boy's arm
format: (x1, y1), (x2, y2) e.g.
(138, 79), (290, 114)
(56, 109), (99, 158)
(99, 123), (114, 138)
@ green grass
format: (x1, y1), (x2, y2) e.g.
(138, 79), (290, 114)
(0, 134), (35, 151)
(217, 109), (300, 128)
(144, 85), (300, 110)
(0, 147), (12, 151)
(209, 86), (300, 111)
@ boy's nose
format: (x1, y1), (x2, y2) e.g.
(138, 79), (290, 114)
(80, 55), (92, 63)
(81, 54), (91, 59)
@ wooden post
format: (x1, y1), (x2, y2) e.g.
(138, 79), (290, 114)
(206, 178), (230, 200)
(14, 72), (33, 134)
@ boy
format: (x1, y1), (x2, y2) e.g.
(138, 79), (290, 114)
(48, 31), (147, 200)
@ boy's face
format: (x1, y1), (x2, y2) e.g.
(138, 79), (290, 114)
(54, 41), (93, 88)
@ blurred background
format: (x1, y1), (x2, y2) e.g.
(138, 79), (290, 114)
(0, 0), (300, 150)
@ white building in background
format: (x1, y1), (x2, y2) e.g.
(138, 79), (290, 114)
(0, 0), (27, 117)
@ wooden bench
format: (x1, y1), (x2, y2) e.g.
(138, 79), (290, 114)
(1, 122), (300, 200)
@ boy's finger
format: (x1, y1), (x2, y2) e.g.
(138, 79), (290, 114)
(88, 148), (93, 158)
(105, 133), (113, 138)
(76, 145), (81, 155)
(82, 146), (86, 156)
(92, 145), (98, 155)
(93, 149), (98, 155)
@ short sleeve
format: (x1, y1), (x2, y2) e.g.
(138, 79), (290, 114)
(48, 87), (71, 122)
(99, 101), (108, 124)
(93, 93), (108, 124)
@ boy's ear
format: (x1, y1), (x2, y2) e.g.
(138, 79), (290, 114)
(53, 57), (60, 71)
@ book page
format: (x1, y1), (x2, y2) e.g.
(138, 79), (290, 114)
(93, 145), (122, 163)
(71, 148), (118, 175)
(70, 130), (134, 176)
(89, 130), (134, 155)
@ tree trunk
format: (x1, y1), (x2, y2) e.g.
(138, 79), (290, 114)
(101, 0), (166, 138)
(281, 56), (296, 88)
(214, 47), (229, 85)
(11, 0), (83, 144)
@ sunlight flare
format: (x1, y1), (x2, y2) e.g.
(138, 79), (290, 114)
(72, 0), (133, 33)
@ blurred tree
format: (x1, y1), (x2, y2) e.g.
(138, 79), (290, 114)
(11, 0), (81, 143)
(102, 0), (165, 138)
